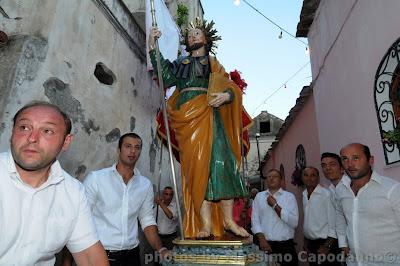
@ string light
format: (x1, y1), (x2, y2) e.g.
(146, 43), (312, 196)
(231, 0), (311, 117)
(234, 0), (308, 47)
(251, 61), (311, 117)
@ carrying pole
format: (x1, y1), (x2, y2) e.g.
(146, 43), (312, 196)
(150, 0), (184, 240)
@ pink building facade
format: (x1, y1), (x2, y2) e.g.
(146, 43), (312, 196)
(265, 1), (400, 255)
(266, 0), (400, 184)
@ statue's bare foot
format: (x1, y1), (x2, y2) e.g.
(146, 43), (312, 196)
(197, 228), (211, 238)
(224, 220), (250, 238)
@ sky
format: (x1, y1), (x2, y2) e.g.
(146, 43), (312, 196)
(201, 0), (312, 119)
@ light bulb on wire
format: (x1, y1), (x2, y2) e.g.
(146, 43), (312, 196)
(278, 31), (283, 39)
(234, 0), (241, 6)
(305, 46), (310, 55)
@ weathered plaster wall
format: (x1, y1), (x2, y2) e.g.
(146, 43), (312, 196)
(247, 135), (275, 180)
(0, 0), (180, 189)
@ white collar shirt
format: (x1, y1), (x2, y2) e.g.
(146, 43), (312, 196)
(335, 171), (400, 265)
(328, 183), (336, 201)
(84, 164), (156, 250)
(0, 151), (98, 266)
(328, 175), (350, 203)
(155, 201), (178, 235)
(251, 188), (299, 241)
(303, 184), (336, 240)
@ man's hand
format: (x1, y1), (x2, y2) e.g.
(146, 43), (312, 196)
(154, 195), (162, 205)
(266, 194), (277, 207)
(149, 27), (162, 50)
(159, 249), (172, 262)
(258, 237), (273, 253)
(208, 92), (230, 107)
(318, 245), (330, 255)
(341, 247), (350, 257)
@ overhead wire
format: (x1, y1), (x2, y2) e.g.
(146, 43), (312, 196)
(238, 0), (308, 47)
(233, 0), (312, 117)
(251, 61), (311, 117)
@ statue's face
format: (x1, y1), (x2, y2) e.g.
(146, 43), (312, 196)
(187, 28), (206, 47)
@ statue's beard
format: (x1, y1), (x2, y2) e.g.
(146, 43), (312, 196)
(187, 43), (206, 53)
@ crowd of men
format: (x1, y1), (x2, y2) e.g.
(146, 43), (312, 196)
(1, 101), (399, 266)
(0, 101), (177, 266)
(251, 144), (400, 266)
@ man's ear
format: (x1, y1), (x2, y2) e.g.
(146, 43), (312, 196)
(62, 134), (74, 151)
(369, 156), (375, 167)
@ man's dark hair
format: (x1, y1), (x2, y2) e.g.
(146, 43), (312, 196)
(361, 144), (371, 161)
(164, 186), (173, 190)
(118, 133), (142, 149)
(182, 19), (221, 55)
(266, 169), (283, 179)
(301, 166), (319, 176)
(321, 152), (342, 167)
(13, 101), (72, 135)
(340, 143), (372, 161)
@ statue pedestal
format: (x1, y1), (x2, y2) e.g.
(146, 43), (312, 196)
(163, 235), (266, 265)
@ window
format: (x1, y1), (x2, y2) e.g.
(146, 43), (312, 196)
(259, 121), (271, 133)
(295, 145), (306, 169)
(374, 37), (400, 165)
(291, 144), (306, 187)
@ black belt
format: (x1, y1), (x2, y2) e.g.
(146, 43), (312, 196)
(305, 238), (327, 245)
(268, 239), (295, 245)
(105, 246), (139, 259)
(159, 232), (177, 238)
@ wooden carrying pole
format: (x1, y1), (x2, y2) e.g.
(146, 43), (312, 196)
(150, 0), (184, 240)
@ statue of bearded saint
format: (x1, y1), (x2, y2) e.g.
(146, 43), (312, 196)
(149, 18), (251, 239)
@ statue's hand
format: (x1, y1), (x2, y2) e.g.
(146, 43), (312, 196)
(208, 92), (230, 107)
(149, 26), (162, 50)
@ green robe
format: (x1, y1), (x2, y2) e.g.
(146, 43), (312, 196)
(150, 50), (247, 200)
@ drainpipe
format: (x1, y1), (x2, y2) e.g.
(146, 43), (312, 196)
(0, 31), (9, 47)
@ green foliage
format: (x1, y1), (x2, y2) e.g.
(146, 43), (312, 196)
(176, 3), (189, 28)
(383, 126), (400, 144)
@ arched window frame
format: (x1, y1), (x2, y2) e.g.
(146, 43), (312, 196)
(374, 37), (400, 165)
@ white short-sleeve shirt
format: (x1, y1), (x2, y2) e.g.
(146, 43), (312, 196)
(155, 201), (178, 235)
(0, 151), (99, 266)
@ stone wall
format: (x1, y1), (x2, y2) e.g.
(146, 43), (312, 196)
(0, 0), (180, 186)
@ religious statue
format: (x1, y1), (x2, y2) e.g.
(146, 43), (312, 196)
(149, 18), (252, 239)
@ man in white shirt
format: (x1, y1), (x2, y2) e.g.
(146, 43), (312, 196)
(321, 152), (345, 192)
(81, 133), (169, 265)
(252, 168), (299, 266)
(155, 186), (178, 250)
(0, 101), (108, 266)
(321, 152), (349, 264)
(249, 187), (259, 206)
(337, 143), (400, 265)
(302, 167), (340, 266)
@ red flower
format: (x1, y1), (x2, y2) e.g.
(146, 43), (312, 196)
(230, 69), (247, 93)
